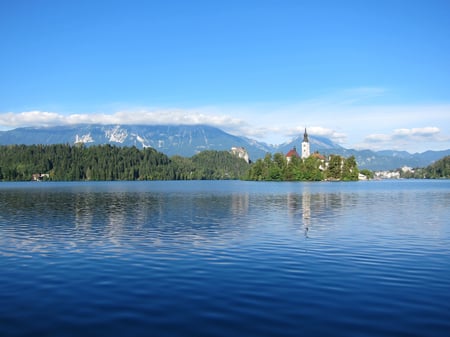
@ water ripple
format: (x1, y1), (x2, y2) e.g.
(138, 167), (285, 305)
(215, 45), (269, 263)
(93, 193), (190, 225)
(1, 180), (450, 336)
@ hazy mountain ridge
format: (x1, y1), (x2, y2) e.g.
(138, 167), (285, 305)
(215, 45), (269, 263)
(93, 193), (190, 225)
(0, 124), (448, 171)
(0, 124), (272, 160)
(275, 134), (343, 154)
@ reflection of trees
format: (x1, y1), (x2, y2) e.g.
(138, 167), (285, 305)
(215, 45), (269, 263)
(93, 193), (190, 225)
(0, 189), (169, 252)
(0, 190), (79, 254)
(74, 193), (95, 232)
(71, 191), (251, 248)
(0, 184), (362, 256)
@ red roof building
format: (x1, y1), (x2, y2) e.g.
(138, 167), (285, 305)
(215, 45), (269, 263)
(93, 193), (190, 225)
(286, 147), (300, 163)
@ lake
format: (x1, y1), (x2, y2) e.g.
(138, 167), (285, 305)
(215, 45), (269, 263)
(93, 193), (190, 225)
(1, 180), (449, 337)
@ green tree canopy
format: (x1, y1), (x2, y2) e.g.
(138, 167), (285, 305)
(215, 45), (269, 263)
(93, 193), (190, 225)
(0, 145), (249, 181)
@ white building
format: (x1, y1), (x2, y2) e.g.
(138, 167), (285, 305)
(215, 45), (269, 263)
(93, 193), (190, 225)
(375, 171), (401, 179)
(401, 166), (414, 173)
(301, 128), (310, 159)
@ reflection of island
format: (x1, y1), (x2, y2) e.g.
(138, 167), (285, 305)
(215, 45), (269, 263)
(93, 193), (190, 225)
(302, 192), (311, 237)
(287, 192), (311, 236)
(1, 184), (363, 256)
(286, 190), (359, 237)
(287, 192), (299, 216)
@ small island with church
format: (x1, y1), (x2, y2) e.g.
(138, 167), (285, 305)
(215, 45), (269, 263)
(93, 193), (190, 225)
(245, 129), (360, 181)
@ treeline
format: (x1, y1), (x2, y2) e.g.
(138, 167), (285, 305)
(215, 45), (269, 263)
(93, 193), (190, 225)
(401, 155), (450, 179)
(245, 153), (359, 181)
(0, 144), (361, 182)
(0, 144), (249, 181)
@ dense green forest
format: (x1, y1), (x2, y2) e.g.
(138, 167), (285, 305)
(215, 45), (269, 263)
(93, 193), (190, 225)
(245, 153), (359, 181)
(0, 144), (249, 181)
(0, 144), (361, 182)
(3, 144), (447, 182)
(401, 155), (450, 179)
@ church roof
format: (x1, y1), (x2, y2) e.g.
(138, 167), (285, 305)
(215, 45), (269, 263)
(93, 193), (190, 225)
(286, 147), (300, 158)
(311, 152), (325, 160)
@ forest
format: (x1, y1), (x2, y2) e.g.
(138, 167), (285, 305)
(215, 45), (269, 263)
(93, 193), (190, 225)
(0, 144), (361, 182)
(400, 155), (450, 179)
(0, 144), (249, 181)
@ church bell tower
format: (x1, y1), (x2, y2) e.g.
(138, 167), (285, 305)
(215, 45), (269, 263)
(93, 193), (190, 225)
(301, 128), (310, 159)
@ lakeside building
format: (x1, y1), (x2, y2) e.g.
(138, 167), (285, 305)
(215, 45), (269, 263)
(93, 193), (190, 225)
(375, 170), (401, 179)
(32, 173), (50, 181)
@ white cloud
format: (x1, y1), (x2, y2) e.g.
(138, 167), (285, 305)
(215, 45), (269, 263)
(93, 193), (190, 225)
(1, 87), (449, 152)
(393, 127), (440, 138)
(0, 109), (246, 130)
(0, 111), (66, 126)
(365, 127), (442, 144)
(359, 127), (449, 152)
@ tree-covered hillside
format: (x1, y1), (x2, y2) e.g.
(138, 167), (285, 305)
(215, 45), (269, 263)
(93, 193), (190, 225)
(401, 155), (450, 179)
(0, 144), (362, 182)
(0, 144), (249, 181)
(425, 155), (450, 178)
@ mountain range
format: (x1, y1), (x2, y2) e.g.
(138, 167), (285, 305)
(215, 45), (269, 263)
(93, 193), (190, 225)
(0, 124), (448, 171)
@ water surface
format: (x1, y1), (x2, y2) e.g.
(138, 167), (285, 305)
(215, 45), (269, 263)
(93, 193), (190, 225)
(1, 180), (449, 336)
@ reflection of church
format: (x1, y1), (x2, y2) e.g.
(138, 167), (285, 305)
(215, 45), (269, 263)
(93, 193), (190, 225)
(286, 128), (310, 162)
(286, 191), (311, 237)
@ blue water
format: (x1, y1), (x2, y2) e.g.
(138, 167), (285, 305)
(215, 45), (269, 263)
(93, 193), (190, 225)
(1, 180), (449, 337)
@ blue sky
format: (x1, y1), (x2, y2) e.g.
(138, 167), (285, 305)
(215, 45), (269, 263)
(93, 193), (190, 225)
(1, 0), (449, 152)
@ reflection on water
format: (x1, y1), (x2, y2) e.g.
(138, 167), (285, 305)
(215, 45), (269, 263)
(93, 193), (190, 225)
(1, 187), (255, 255)
(1, 180), (450, 337)
(1, 186), (364, 255)
(1, 180), (449, 259)
(1, 181), (448, 254)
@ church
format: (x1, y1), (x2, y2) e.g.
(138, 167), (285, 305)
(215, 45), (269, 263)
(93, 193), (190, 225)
(301, 128), (310, 159)
(286, 128), (310, 162)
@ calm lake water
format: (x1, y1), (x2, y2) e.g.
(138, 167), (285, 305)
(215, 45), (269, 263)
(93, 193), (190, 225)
(1, 180), (449, 337)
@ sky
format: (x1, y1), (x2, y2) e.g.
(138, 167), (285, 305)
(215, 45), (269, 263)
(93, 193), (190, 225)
(1, 0), (449, 153)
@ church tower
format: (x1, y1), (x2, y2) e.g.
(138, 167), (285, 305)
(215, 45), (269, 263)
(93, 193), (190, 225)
(301, 128), (310, 159)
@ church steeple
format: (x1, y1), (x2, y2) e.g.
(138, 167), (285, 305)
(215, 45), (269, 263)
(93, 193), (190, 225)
(303, 128), (309, 143)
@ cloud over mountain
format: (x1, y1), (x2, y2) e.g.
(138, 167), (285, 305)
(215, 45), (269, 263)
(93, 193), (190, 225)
(362, 127), (448, 152)
(1, 97), (449, 153)
(0, 109), (246, 131)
